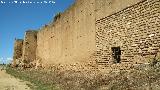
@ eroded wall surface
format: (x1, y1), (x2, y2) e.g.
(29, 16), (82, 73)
(96, 0), (160, 69)
(37, 0), (96, 66)
(36, 0), (147, 68)
(13, 0), (160, 70)
(12, 39), (23, 66)
(22, 30), (38, 64)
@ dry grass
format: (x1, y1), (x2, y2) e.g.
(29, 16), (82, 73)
(6, 67), (59, 90)
(6, 62), (160, 90)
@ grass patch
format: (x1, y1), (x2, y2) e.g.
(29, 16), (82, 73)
(5, 60), (160, 90)
(6, 67), (59, 90)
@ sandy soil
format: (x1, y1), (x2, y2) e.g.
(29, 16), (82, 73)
(0, 70), (32, 90)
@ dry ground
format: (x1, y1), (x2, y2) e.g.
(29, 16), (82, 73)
(0, 69), (32, 90)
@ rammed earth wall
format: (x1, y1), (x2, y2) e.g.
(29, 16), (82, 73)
(36, 0), (145, 68)
(12, 39), (23, 67)
(36, 0), (96, 66)
(22, 30), (38, 64)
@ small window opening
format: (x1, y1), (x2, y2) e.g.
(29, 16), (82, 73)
(112, 47), (121, 63)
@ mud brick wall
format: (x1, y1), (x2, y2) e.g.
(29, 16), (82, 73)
(36, 0), (142, 67)
(12, 0), (160, 70)
(12, 39), (23, 66)
(22, 30), (38, 64)
(13, 39), (23, 60)
(96, 0), (160, 68)
(36, 0), (96, 66)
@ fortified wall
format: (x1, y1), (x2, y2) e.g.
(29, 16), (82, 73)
(36, 0), (96, 66)
(22, 30), (38, 64)
(12, 39), (23, 67)
(36, 0), (144, 67)
(12, 0), (160, 70)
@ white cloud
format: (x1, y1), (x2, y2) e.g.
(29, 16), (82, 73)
(6, 58), (13, 64)
(0, 57), (13, 64)
(0, 57), (4, 64)
(7, 58), (12, 61)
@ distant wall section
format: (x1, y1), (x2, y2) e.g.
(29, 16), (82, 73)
(12, 39), (23, 66)
(22, 30), (38, 64)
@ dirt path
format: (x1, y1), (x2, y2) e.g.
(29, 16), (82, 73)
(0, 70), (32, 90)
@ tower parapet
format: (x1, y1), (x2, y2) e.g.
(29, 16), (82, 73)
(12, 39), (23, 67)
(22, 30), (38, 66)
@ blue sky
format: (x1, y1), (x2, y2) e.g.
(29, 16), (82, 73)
(0, 0), (75, 63)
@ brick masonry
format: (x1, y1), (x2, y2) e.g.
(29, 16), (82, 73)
(96, 0), (160, 69)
